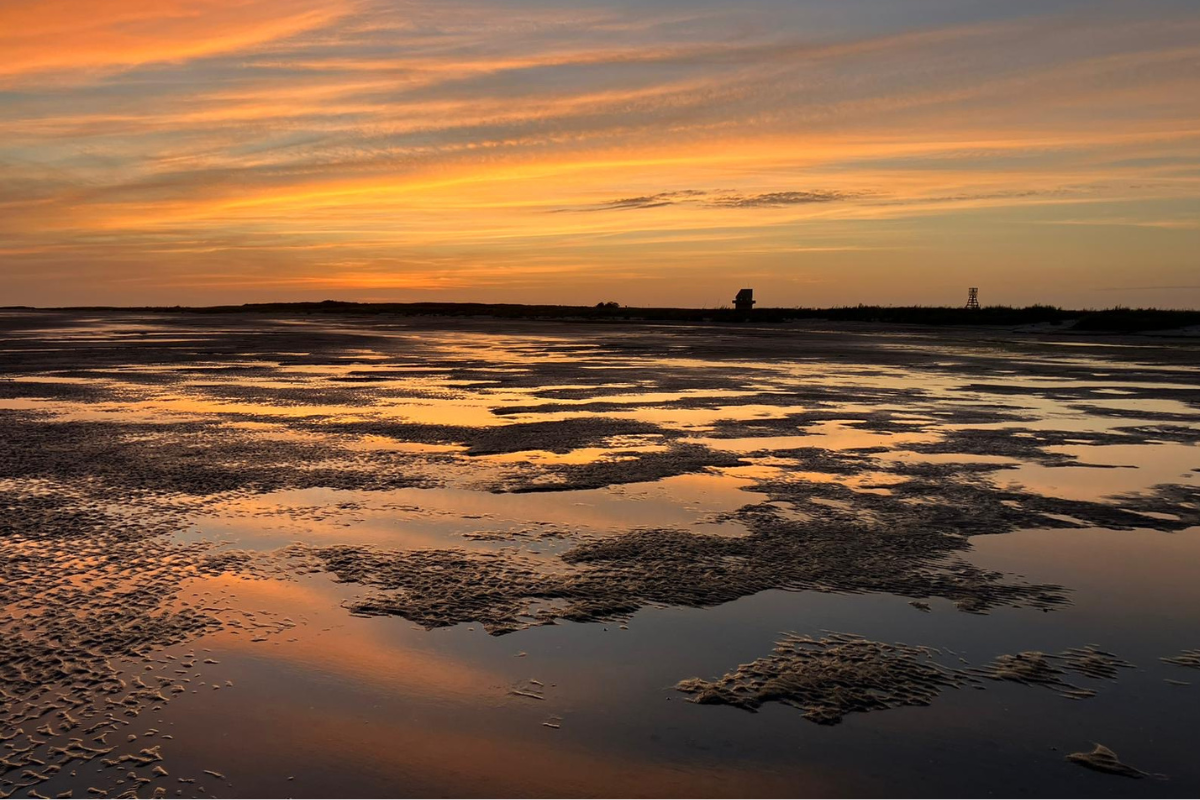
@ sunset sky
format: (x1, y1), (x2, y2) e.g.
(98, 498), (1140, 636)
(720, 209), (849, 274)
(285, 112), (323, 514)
(2, 0), (1198, 308)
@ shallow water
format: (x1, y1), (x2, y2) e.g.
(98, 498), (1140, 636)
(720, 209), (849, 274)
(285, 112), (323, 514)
(0, 311), (1197, 798)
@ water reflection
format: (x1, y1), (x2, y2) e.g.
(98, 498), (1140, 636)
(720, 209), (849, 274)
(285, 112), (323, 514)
(1, 312), (1197, 798)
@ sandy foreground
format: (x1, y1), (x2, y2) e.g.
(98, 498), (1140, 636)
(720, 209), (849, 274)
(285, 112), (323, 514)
(1, 310), (1197, 798)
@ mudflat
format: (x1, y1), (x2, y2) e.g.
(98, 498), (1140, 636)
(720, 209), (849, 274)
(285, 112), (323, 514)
(1, 310), (1197, 798)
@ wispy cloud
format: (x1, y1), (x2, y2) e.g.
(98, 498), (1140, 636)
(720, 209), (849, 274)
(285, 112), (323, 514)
(1097, 284), (1200, 291)
(708, 191), (855, 208)
(0, 0), (355, 84)
(1039, 217), (1200, 230)
(562, 189), (855, 212)
(576, 190), (709, 211)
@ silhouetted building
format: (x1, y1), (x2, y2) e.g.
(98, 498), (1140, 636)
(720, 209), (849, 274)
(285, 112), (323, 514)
(734, 289), (756, 312)
(966, 287), (980, 310)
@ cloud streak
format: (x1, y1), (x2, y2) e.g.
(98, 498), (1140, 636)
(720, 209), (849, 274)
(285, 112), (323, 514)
(561, 189), (855, 212)
(0, 0), (354, 84)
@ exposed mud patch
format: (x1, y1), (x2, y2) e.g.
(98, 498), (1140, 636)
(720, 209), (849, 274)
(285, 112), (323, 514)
(0, 380), (136, 404)
(970, 647), (1135, 699)
(1069, 404), (1200, 424)
(286, 503), (1067, 634)
(0, 412), (429, 497)
(674, 633), (964, 724)
(310, 417), (678, 456)
(910, 428), (1155, 466)
(964, 382), (1200, 409)
(703, 405), (1034, 440)
(748, 471), (1200, 538)
(465, 419), (676, 456)
(498, 444), (746, 493)
(676, 636), (1137, 723)
(561, 519), (1064, 614)
(286, 544), (564, 634)
(1066, 744), (1158, 779)
(1161, 650), (1200, 670)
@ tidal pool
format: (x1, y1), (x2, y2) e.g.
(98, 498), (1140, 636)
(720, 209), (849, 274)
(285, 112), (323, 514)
(0, 310), (1197, 798)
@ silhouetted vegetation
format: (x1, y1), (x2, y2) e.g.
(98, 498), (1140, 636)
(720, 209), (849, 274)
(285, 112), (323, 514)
(17, 301), (1200, 334)
(1071, 307), (1200, 333)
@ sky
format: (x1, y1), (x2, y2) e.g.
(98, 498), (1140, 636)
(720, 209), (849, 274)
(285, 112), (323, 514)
(1, 0), (1198, 309)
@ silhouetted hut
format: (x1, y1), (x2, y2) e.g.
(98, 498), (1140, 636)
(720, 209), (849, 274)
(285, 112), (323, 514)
(734, 289), (756, 312)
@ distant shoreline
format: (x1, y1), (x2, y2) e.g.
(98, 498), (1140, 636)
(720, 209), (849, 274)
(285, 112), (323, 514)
(2, 301), (1199, 335)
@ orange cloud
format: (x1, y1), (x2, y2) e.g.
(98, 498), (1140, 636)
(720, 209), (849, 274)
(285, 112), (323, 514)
(0, 0), (352, 83)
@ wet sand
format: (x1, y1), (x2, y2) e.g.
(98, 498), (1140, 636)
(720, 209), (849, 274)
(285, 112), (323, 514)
(0, 310), (1197, 798)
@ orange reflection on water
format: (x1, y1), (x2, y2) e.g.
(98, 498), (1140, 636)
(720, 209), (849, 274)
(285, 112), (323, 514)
(208, 697), (842, 799)
(183, 574), (504, 705)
